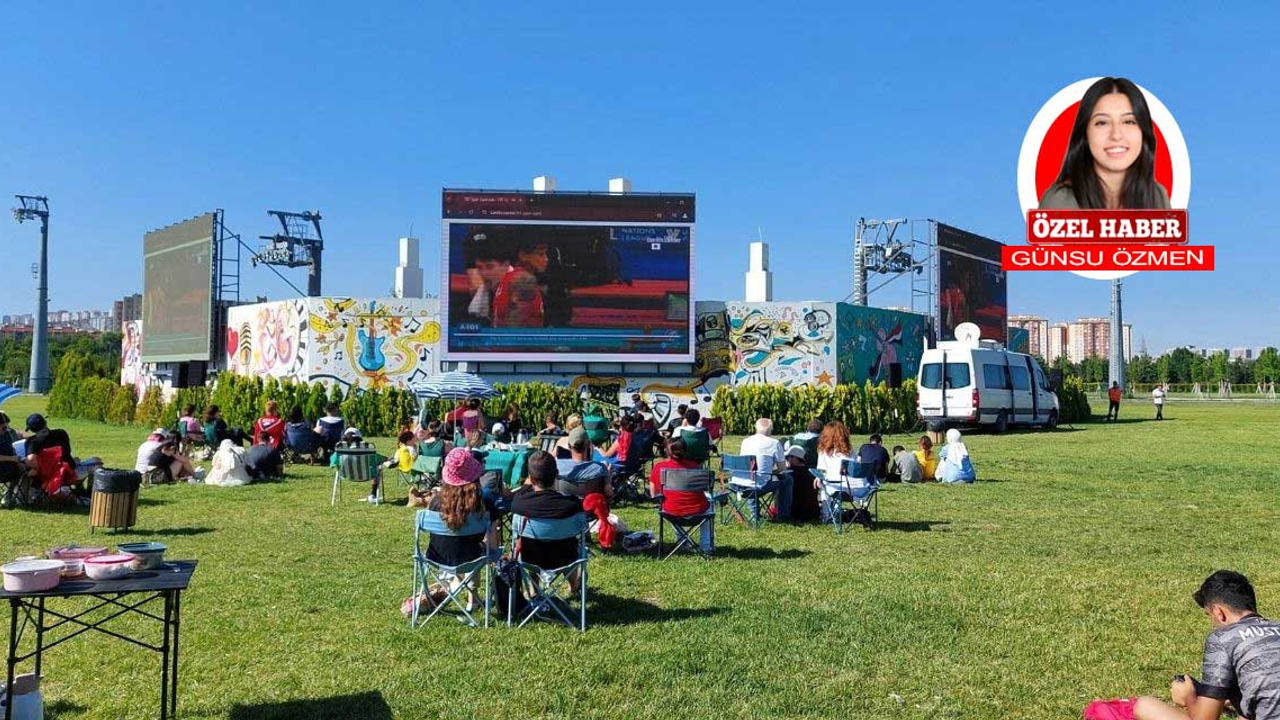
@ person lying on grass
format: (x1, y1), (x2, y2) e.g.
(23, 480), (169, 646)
(1123, 570), (1280, 720)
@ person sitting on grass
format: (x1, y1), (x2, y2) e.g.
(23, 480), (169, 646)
(205, 405), (251, 447)
(888, 444), (923, 483)
(147, 437), (198, 485)
(914, 435), (939, 481)
(512, 450), (586, 585)
(856, 433), (891, 482)
(254, 401), (287, 450)
(1095, 570), (1280, 720)
(244, 431), (284, 482)
(936, 428), (976, 484)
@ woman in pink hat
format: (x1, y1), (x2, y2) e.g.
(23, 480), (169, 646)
(426, 447), (497, 567)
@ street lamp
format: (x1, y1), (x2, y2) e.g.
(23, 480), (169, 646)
(13, 195), (50, 394)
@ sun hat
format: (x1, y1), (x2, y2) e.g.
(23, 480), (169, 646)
(785, 446), (807, 461)
(442, 447), (482, 486)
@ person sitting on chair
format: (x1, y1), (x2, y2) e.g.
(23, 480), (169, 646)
(555, 427), (613, 499)
(541, 413), (564, 437)
(554, 414), (582, 457)
(664, 404), (689, 436)
(314, 404), (345, 453)
(23, 414), (73, 465)
(427, 448), (498, 580)
(178, 404), (204, 447)
(416, 420), (451, 457)
(649, 437), (702, 499)
(856, 433), (891, 482)
(459, 398), (485, 436)
(382, 430), (419, 475)
(672, 407), (704, 438)
(936, 428), (976, 483)
(254, 401), (287, 450)
(0, 412), (26, 506)
(599, 414), (635, 468)
(512, 451), (585, 584)
(785, 446), (820, 522)
(205, 405), (251, 447)
(785, 419), (823, 467)
(244, 431), (284, 482)
(816, 421), (853, 484)
(285, 406), (321, 457)
(737, 417), (793, 520)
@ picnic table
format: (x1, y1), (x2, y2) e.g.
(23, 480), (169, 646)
(2, 560), (197, 720)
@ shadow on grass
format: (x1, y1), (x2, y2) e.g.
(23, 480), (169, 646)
(129, 526), (216, 537)
(589, 591), (728, 626)
(228, 691), (391, 720)
(709, 546), (811, 561)
(137, 497), (170, 507)
(874, 519), (949, 532)
(45, 700), (87, 719)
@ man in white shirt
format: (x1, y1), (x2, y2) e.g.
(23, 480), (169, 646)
(733, 418), (793, 519)
(1152, 384), (1165, 420)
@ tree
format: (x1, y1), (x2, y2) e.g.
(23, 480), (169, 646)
(1164, 347), (1196, 384)
(1128, 354), (1158, 384)
(1254, 347), (1280, 384)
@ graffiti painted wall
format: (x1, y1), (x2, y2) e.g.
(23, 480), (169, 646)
(725, 302), (839, 387)
(119, 320), (152, 397)
(1008, 326), (1030, 355)
(224, 297), (441, 392)
(835, 304), (930, 385)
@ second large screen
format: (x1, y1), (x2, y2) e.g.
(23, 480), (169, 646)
(444, 221), (693, 361)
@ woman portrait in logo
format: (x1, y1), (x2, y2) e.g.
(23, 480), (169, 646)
(1039, 77), (1170, 210)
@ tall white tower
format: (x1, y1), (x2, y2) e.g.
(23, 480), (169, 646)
(745, 241), (772, 302)
(395, 237), (424, 298)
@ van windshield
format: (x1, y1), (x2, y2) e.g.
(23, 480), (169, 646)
(921, 363), (971, 389)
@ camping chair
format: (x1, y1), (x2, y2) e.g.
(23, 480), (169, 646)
(408, 454), (443, 489)
(330, 444), (383, 505)
(655, 468), (718, 560)
(611, 428), (658, 502)
(681, 428), (713, 466)
(417, 437), (448, 459)
(316, 418), (345, 454)
(701, 418), (724, 454)
(508, 513), (590, 631)
(720, 454), (777, 528)
(411, 509), (494, 628)
(788, 434), (820, 468)
(28, 447), (78, 510)
(284, 426), (325, 465)
(534, 434), (561, 453)
(174, 420), (207, 459)
(817, 460), (880, 533)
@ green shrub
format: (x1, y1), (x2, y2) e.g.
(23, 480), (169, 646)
(107, 383), (138, 425)
(1056, 376), (1092, 423)
(711, 380), (919, 436)
(136, 386), (167, 429)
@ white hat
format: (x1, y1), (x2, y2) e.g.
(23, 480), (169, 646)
(785, 446), (808, 461)
(491, 422), (506, 435)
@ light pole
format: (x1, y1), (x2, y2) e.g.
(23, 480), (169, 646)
(13, 195), (50, 393)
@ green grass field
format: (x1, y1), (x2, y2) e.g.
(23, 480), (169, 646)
(2, 395), (1277, 719)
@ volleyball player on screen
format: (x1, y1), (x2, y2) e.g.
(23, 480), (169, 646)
(492, 237), (549, 328)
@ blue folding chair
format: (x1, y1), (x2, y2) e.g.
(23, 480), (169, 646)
(720, 454), (778, 528)
(411, 510), (494, 628)
(508, 513), (590, 631)
(817, 459), (880, 533)
(655, 468), (718, 560)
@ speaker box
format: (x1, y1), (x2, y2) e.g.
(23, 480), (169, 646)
(888, 362), (903, 388)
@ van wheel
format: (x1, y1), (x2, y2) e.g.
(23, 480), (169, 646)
(1046, 411), (1058, 429)
(994, 412), (1008, 434)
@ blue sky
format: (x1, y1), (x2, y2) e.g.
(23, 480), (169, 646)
(0, 2), (1274, 353)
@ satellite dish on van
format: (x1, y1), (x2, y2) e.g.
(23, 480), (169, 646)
(954, 322), (982, 346)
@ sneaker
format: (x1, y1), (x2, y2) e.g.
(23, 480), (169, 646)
(193, 467), (207, 481)
(367, 494), (380, 505)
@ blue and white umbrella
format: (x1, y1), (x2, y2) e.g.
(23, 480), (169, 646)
(409, 371), (499, 401)
(0, 383), (20, 407)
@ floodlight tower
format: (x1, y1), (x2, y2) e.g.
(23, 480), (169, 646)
(1110, 278), (1125, 388)
(12, 195), (50, 393)
(254, 210), (324, 296)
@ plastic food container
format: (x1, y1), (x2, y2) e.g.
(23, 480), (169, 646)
(2, 559), (64, 592)
(83, 554), (133, 581)
(47, 545), (108, 561)
(117, 542), (167, 571)
(58, 558), (85, 578)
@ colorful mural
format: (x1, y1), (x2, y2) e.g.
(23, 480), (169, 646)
(308, 297), (440, 390)
(119, 320), (151, 398)
(725, 302), (838, 387)
(224, 297), (440, 392)
(835, 304), (930, 386)
(1008, 326), (1030, 355)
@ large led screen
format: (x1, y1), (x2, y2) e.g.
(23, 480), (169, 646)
(441, 190), (695, 362)
(141, 212), (216, 362)
(937, 222), (1008, 345)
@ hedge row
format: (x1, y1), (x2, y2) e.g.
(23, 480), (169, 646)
(710, 380), (921, 436)
(418, 382), (584, 429)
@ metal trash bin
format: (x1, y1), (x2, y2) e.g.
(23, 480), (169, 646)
(90, 469), (142, 532)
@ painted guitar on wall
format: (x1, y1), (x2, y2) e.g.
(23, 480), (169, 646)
(356, 327), (387, 373)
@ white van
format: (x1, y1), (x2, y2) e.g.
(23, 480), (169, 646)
(916, 336), (1059, 433)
